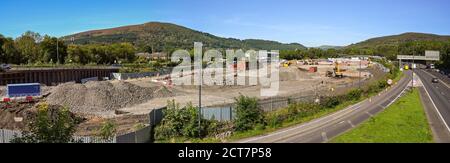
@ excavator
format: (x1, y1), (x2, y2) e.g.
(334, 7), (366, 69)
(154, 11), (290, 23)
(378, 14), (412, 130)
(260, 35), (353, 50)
(326, 62), (344, 78)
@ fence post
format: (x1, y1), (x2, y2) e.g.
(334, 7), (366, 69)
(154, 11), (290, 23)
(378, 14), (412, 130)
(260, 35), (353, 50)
(229, 106), (233, 121)
(219, 107), (222, 121)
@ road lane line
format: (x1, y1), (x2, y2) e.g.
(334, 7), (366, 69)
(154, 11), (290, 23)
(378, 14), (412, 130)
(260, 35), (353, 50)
(321, 132), (328, 142)
(366, 112), (373, 117)
(238, 100), (367, 143)
(423, 70), (450, 89)
(417, 72), (450, 134)
(239, 73), (410, 143)
(348, 121), (355, 128)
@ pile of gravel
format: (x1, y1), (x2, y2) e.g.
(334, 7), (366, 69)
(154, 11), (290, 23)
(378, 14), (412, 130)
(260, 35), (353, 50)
(0, 87), (5, 97)
(46, 81), (175, 114)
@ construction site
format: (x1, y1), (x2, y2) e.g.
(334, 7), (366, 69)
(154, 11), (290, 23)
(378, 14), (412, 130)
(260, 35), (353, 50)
(0, 57), (383, 137)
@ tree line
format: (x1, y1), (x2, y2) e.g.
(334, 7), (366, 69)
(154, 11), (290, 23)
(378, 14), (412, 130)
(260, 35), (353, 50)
(2, 31), (450, 69)
(280, 40), (450, 69)
(0, 31), (136, 65)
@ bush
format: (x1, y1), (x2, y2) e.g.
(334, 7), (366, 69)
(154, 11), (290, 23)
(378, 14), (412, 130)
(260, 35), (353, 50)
(12, 103), (80, 143)
(234, 95), (265, 132)
(155, 100), (209, 139)
(321, 96), (342, 108)
(99, 120), (117, 141)
(346, 89), (363, 101)
(267, 115), (284, 128)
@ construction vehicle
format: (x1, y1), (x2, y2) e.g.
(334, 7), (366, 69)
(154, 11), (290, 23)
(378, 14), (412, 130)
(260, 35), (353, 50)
(326, 62), (344, 78)
(334, 62), (344, 78)
(404, 65), (409, 70)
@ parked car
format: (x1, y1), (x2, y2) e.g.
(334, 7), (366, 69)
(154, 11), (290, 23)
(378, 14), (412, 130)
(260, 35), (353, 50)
(432, 78), (439, 83)
(0, 64), (11, 72)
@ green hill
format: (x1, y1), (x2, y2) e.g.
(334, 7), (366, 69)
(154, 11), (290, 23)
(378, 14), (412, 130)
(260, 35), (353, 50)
(62, 22), (306, 52)
(348, 32), (450, 48)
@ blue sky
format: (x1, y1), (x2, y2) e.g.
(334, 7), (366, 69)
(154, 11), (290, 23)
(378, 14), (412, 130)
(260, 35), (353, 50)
(1, 0), (449, 47)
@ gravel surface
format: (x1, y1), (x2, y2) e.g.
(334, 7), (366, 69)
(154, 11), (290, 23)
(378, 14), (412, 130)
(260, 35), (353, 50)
(46, 81), (175, 115)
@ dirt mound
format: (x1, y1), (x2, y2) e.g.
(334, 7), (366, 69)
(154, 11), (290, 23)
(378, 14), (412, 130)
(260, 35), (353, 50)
(0, 102), (36, 130)
(46, 81), (175, 115)
(279, 67), (313, 81)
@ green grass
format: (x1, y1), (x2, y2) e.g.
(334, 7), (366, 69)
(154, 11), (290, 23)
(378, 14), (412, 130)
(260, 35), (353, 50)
(331, 89), (434, 143)
(227, 100), (356, 141)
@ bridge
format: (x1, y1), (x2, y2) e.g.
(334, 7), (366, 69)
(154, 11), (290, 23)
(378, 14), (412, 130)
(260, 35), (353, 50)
(397, 51), (440, 67)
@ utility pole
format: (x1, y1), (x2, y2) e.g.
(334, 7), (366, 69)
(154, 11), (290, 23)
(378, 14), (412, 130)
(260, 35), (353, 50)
(199, 63), (202, 134)
(195, 42), (203, 137)
(359, 57), (362, 89)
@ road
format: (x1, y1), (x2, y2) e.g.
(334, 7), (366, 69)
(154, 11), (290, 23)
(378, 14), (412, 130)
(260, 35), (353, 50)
(238, 71), (412, 143)
(414, 69), (450, 142)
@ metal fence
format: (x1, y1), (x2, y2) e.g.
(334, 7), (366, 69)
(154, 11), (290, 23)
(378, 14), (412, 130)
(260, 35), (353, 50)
(115, 126), (152, 143)
(0, 129), (115, 143)
(111, 68), (173, 81)
(202, 106), (234, 122)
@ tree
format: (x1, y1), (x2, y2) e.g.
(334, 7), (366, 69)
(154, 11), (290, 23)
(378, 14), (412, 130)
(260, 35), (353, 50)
(11, 103), (80, 143)
(0, 35), (5, 63)
(15, 31), (41, 64)
(2, 37), (20, 64)
(234, 95), (265, 131)
(40, 35), (68, 64)
(66, 45), (91, 64)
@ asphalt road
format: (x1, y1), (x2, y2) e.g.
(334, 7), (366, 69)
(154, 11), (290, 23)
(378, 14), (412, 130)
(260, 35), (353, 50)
(238, 71), (412, 143)
(414, 69), (450, 142)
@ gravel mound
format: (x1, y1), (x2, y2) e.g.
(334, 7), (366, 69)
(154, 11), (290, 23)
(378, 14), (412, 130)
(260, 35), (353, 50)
(46, 81), (175, 114)
(280, 67), (313, 81)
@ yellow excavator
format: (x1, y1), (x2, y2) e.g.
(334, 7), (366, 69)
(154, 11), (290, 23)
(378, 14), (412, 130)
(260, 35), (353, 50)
(334, 62), (344, 78)
(326, 62), (344, 78)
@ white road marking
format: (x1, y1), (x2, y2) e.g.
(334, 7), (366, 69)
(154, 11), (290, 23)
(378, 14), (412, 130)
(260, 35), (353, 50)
(321, 132), (328, 142)
(238, 100), (366, 143)
(348, 121), (355, 128)
(423, 70), (450, 89)
(238, 73), (411, 143)
(417, 72), (450, 134)
(366, 112), (373, 117)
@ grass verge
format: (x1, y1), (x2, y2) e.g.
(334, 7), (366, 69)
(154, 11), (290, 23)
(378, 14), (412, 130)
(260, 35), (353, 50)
(331, 88), (434, 143)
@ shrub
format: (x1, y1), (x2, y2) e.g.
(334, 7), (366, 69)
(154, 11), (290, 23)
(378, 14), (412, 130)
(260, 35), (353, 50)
(267, 115), (284, 128)
(234, 95), (265, 132)
(155, 100), (209, 139)
(346, 89), (363, 101)
(321, 96), (342, 108)
(12, 103), (79, 143)
(99, 120), (117, 141)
